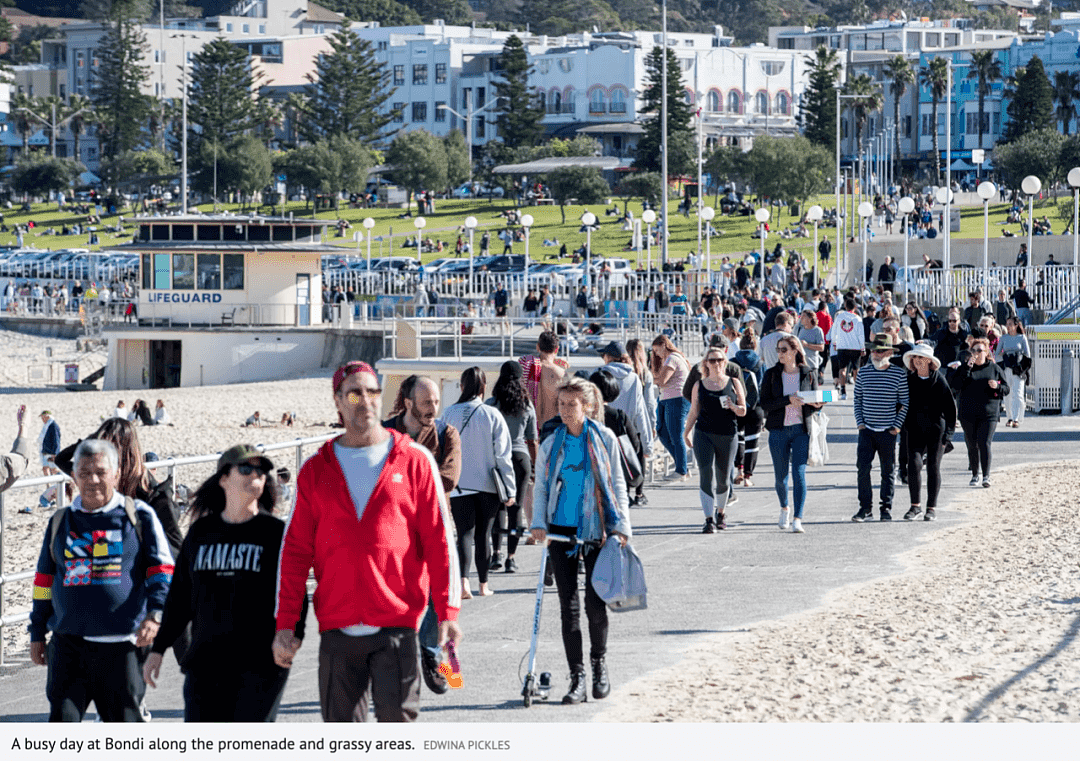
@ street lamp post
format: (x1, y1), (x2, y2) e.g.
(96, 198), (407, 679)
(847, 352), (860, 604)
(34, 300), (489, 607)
(520, 213), (534, 288)
(936, 186), (953, 271)
(582, 211), (597, 292)
(807, 204), (823, 289)
(1068, 168), (1080, 269)
(413, 216), (426, 261)
(897, 196), (915, 297)
(837, 91), (866, 276)
(642, 209), (656, 274)
(977, 181), (997, 285)
(362, 217), (375, 273)
(438, 100), (500, 191)
(858, 201), (874, 286)
(1022, 175), (1041, 281)
(700, 206), (715, 279)
(755, 207), (770, 292)
(464, 216), (478, 296)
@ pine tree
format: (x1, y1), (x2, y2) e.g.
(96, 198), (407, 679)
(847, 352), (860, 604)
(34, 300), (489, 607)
(633, 46), (694, 176)
(188, 38), (261, 156)
(800, 46), (840, 151)
(300, 21), (397, 145)
(493, 35), (544, 151)
(90, 0), (151, 181)
(1003, 55), (1053, 143)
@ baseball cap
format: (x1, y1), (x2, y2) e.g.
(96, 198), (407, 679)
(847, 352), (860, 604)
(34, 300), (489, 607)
(722, 317), (740, 332)
(217, 444), (274, 474)
(597, 340), (627, 358)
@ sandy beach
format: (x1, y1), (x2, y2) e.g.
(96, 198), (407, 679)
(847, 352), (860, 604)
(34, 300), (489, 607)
(596, 459), (1080, 722)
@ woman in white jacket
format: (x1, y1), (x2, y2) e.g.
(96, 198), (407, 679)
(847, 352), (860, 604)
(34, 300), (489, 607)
(441, 367), (516, 598)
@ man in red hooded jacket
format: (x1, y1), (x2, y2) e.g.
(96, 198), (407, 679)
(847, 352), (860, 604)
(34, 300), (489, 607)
(273, 361), (462, 722)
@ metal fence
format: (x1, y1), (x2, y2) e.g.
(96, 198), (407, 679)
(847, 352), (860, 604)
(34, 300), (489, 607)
(0, 433), (337, 665)
(898, 264), (1080, 313)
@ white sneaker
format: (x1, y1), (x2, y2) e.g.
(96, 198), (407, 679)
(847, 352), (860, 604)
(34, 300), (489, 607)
(791, 519), (804, 533)
(968, 476), (980, 487)
(778, 507), (790, 530)
(982, 477), (992, 488)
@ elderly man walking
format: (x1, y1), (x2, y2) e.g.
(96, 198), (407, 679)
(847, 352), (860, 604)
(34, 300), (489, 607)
(28, 439), (174, 722)
(273, 361), (462, 722)
(852, 335), (909, 522)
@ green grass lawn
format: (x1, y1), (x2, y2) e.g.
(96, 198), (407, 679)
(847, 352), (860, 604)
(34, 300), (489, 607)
(0, 193), (1067, 271)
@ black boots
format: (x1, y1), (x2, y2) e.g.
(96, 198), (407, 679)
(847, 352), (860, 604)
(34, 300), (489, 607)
(591, 657), (610, 700)
(562, 669), (588, 704)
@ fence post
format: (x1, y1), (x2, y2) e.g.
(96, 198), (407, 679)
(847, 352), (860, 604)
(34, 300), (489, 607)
(1062, 348), (1075, 415)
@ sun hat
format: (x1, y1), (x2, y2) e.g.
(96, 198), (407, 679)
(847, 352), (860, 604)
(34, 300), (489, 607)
(903, 343), (941, 372)
(217, 444), (274, 474)
(869, 334), (895, 351)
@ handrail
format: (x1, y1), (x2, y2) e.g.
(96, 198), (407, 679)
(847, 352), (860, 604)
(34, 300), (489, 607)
(0, 432), (338, 665)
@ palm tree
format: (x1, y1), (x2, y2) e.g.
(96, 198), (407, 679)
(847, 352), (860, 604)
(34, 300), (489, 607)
(883, 55), (914, 179)
(967, 50), (1002, 150)
(10, 93), (37, 156)
(1053, 70), (1080, 136)
(920, 57), (949, 183)
(843, 74), (883, 191)
(66, 95), (94, 165)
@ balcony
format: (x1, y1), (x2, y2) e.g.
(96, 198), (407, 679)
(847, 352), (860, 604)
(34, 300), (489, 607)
(589, 103), (607, 114)
(610, 102), (627, 114)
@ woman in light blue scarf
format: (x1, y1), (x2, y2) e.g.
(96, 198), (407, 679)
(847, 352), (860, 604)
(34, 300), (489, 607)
(531, 376), (630, 706)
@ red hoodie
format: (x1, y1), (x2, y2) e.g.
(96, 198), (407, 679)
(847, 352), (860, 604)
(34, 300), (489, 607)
(275, 430), (460, 633)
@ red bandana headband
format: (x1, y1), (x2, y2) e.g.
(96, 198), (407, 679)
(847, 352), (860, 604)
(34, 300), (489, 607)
(333, 361), (377, 393)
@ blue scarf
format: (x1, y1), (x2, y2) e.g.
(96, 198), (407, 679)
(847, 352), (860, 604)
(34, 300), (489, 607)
(545, 418), (621, 550)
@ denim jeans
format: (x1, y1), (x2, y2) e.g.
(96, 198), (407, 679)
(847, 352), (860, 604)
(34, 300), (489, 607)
(417, 598), (439, 662)
(656, 397), (690, 475)
(768, 424), (810, 519)
(856, 428), (897, 513)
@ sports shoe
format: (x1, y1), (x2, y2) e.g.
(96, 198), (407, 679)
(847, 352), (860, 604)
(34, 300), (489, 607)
(840, 390), (847, 401)
(18, 506), (33, 514)
(924, 508), (937, 521)
(879, 508), (893, 522)
(489, 552), (503, 571)
(969, 476), (980, 487)
(504, 557), (518, 573)
(702, 517), (716, 534)
(778, 507), (790, 530)
(791, 519), (804, 533)
(903, 506), (922, 521)
(727, 491), (739, 506)
(421, 651), (449, 695)
(635, 492), (648, 506)
(982, 477), (992, 488)
(851, 508), (872, 523)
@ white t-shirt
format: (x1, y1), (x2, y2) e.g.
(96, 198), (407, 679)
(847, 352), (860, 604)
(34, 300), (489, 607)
(828, 310), (866, 351)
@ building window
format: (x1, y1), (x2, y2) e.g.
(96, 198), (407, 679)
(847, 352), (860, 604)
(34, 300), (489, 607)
(756, 92), (768, 114)
(843, 119), (849, 139)
(259, 24), (265, 34)
(222, 254), (244, 290)
(197, 254), (220, 290)
(153, 254), (170, 290)
(378, 41), (387, 51)
(435, 63), (447, 84)
(434, 101), (446, 121)
(394, 65), (404, 86)
(589, 90), (606, 114)
(463, 87), (472, 108)
(904, 115), (911, 137)
(552, 91), (561, 113)
(537, 91), (546, 112)
(413, 64), (428, 85)
(775, 92), (789, 115)
(475, 116), (486, 138)
(172, 254), (195, 290)
(611, 89), (627, 114)
(728, 91), (741, 114)
(760, 60), (786, 76)
(243, 24), (249, 33)
(154, 50), (160, 63)
(562, 88), (574, 113)
(412, 102), (427, 122)
(59, 84), (65, 99)
(226, 23), (233, 32)
(393, 102), (404, 122)
(707, 91), (721, 113)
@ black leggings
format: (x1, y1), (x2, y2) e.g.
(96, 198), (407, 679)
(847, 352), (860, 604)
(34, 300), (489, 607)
(960, 417), (997, 478)
(906, 426), (944, 508)
(491, 451), (530, 557)
(451, 491), (502, 584)
(736, 406), (764, 477)
(548, 524), (606, 671)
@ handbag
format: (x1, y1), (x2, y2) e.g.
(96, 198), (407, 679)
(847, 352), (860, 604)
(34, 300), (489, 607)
(491, 466), (511, 502)
(591, 535), (647, 613)
(617, 433), (644, 489)
(807, 409), (830, 467)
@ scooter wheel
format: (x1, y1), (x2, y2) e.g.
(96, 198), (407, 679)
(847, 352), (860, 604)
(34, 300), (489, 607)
(523, 674), (534, 708)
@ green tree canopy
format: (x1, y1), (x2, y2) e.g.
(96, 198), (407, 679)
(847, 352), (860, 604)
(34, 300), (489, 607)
(546, 165), (610, 224)
(743, 134), (833, 210)
(634, 46), (694, 176)
(920, 57), (949, 182)
(1003, 55), (1053, 143)
(493, 35), (544, 150)
(994, 128), (1064, 192)
(316, 0), (422, 26)
(11, 155), (84, 197)
(967, 50), (1002, 151)
(213, 134), (273, 208)
(188, 37), (262, 156)
(444, 129), (470, 189)
(801, 46), (841, 151)
(386, 129), (448, 215)
(614, 171), (662, 213)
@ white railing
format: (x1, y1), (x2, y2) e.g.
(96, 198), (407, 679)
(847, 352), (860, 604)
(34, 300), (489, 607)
(889, 264), (1080, 313)
(0, 433), (337, 665)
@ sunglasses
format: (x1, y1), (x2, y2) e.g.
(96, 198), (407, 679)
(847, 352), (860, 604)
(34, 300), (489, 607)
(706, 357), (724, 364)
(948, 319), (959, 323)
(777, 347), (793, 354)
(971, 348), (986, 354)
(344, 388), (381, 404)
(235, 463), (270, 476)
(872, 349), (893, 355)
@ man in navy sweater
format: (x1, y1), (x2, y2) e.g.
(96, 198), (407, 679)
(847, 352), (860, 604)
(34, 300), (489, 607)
(852, 335), (909, 522)
(28, 439), (173, 722)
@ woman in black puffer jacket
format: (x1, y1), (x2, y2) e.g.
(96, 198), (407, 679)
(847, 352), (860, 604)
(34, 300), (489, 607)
(900, 344), (956, 522)
(949, 336), (1009, 489)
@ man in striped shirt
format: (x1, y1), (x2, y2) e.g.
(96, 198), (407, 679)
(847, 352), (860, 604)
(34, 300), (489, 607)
(852, 335), (909, 522)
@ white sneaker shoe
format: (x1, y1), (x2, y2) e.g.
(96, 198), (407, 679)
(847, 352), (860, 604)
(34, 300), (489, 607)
(778, 507), (790, 530)
(968, 476), (980, 487)
(791, 519), (804, 533)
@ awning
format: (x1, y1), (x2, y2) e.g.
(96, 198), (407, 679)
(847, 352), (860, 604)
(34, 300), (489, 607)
(576, 123), (645, 135)
(950, 158), (976, 171)
(78, 170), (101, 185)
(491, 156), (623, 175)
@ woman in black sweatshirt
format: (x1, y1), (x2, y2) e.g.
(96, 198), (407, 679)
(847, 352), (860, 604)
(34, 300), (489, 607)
(143, 444), (291, 722)
(949, 337), (1009, 488)
(901, 345), (956, 521)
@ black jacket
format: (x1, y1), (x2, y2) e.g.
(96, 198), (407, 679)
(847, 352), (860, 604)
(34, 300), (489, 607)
(930, 327), (968, 368)
(760, 365), (818, 433)
(904, 369), (956, 436)
(950, 361), (1010, 421)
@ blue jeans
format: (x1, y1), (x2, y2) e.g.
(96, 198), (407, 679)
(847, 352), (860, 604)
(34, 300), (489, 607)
(1017, 307), (1033, 327)
(768, 424), (810, 519)
(657, 397), (690, 475)
(417, 598), (439, 662)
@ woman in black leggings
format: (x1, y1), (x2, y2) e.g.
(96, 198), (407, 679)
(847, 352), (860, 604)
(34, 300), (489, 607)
(901, 344), (956, 521)
(949, 337), (1009, 489)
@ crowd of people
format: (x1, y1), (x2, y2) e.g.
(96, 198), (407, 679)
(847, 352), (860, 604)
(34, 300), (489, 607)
(8, 266), (1041, 723)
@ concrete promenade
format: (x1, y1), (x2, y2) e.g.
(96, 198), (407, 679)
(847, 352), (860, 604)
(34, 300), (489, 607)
(2, 399), (1078, 723)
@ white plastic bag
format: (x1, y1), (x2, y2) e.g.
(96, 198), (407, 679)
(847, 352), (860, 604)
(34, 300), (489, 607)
(808, 409), (830, 467)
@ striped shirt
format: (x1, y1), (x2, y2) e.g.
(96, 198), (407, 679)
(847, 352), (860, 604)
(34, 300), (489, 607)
(853, 362), (909, 431)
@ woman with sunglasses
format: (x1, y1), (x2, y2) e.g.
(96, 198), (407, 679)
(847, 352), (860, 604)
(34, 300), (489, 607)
(683, 347), (746, 533)
(760, 336), (822, 533)
(949, 337), (1009, 487)
(143, 445), (289, 721)
(901, 302), (927, 342)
